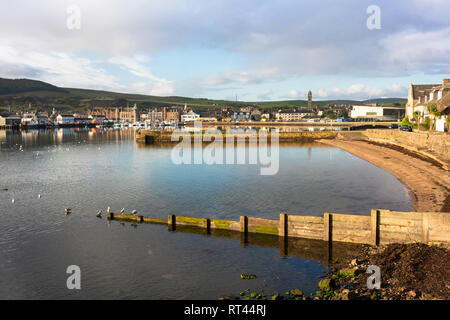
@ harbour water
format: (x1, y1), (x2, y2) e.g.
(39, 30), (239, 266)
(0, 128), (411, 299)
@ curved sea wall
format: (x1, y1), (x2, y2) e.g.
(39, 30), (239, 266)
(364, 129), (449, 164)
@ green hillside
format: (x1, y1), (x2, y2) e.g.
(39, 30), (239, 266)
(0, 78), (406, 113)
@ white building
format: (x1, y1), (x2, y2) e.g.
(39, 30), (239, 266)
(275, 110), (313, 121)
(148, 109), (163, 123)
(181, 110), (200, 122)
(350, 105), (404, 121)
(56, 114), (75, 125)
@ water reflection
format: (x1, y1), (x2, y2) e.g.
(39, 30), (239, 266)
(171, 223), (362, 268)
(0, 127), (411, 299)
(1, 128), (136, 150)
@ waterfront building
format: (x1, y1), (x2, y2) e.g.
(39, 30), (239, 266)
(250, 109), (262, 121)
(181, 110), (200, 122)
(147, 108), (164, 123)
(36, 113), (49, 125)
(276, 109), (313, 121)
(406, 79), (450, 118)
(20, 112), (48, 125)
(88, 114), (106, 123)
(350, 105), (404, 121)
(74, 117), (91, 125)
(88, 105), (138, 122)
(406, 78), (450, 131)
(231, 111), (251, 122)
(163, 107), (180, 123)
(119, 104), (138, 123)
(56, 114), (75, 125)
(0, 114), (21, 126)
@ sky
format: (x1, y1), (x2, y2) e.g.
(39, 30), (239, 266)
(0, 0), (449, 101)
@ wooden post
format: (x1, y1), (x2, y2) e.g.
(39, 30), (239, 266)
(422, 212), (429, 244)
(371, 209), (380, 246)
(168, 214), (176, 231)
(323, 213), (332, 242)
(240, 216), (248, 234)
(109, 212), (114, 220)
(279, 213), (288, 237)
(205, 218), (211, 234)
(138, 216), (144, 223)
(240, 216), (248, 246)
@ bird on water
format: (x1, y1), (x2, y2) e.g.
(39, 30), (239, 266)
(96, 210), (102, 218)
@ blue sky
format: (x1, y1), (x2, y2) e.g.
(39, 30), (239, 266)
(0, 0), (449, 101)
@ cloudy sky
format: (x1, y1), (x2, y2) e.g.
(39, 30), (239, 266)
(1, 0), (449, 101)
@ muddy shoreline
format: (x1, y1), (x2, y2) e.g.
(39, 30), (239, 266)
(318, 138), (450, 212)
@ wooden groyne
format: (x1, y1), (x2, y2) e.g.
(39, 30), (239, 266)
(108, 209), (450, 247)
(136, 130), (338, 144)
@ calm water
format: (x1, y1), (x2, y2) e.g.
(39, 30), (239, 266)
(0, 128), (411, 299)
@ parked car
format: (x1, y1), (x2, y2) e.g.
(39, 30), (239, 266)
(389, 123), (399, 129)
(400, 125), (412, 132)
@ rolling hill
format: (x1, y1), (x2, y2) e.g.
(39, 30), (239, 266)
(0, 77), (406, 112)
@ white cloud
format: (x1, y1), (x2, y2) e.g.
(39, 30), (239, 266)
(257, 89), (273, 100)
(379, 28), (450, 74)
(287, 89), (300, 99)
(0, 45), (119, 90)
(202, 68), (280, 86)
(0, 1), (449, 98)
(128, 81), (174, 96)
(315, 84), (407, 100)
(0, 45), (175, 96)
(108, 55), (174, 95)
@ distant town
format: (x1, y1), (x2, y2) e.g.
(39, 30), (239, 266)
(1, 79), (449, 132)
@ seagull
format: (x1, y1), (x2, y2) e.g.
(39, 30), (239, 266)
(38, 194), (41, 199)
(96, 210), (102, 218)
(131, 210), (137, 215)
(65, 208), (71, 216)
(107, 207), (111, 214)
(11, 199), (15, 204)
(120, 208), (125, 214)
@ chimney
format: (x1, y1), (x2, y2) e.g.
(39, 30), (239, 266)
(443, 79), (450, 87)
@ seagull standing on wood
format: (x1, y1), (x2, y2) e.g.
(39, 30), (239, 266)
(131, 210), (137, 215)
(120, 208), (125, 214)
(107, 207), (111, 214)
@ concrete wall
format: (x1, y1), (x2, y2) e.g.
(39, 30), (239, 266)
(364, 129), (450, 162)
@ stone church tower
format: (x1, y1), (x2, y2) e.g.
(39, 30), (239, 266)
(308, 90), (312, 109)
